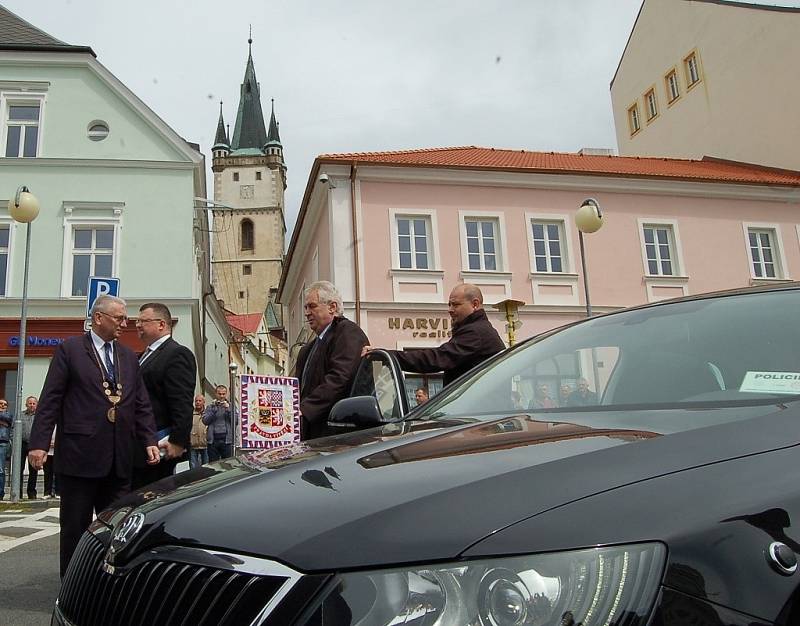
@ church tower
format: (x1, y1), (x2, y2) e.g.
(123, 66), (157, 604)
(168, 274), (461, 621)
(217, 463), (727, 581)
(211, 36), (286, 316)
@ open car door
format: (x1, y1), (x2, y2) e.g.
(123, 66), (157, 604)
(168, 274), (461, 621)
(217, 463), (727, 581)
(327, 349), (409, 434)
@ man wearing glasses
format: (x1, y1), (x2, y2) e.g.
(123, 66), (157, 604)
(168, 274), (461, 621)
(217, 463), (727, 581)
(27, 294), (160, 577)
(131, 302), (196, 489)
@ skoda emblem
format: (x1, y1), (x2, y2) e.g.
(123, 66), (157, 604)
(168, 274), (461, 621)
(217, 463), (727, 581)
(102, 512), (145, 574)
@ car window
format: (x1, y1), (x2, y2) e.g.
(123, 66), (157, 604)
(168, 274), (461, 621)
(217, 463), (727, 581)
(350, 352), (403, 420)
(415, 289), (800, 420)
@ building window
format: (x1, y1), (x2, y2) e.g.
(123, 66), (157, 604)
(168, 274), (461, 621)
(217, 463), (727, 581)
(747, 228), (780, 278)
(233, 172), (239, 182)
(255, 171), (262, 181)
(70, 227), (114, 296)
(396, 216), (430, 269)
(238, 291), (245, 299)
(0, 224), (9, 296)
(685, 52), (701, 87)
(465, 218), (499, 271)
(243, 264), (252, 275)
(87, 121), (109, 142)
(644, 89), (658, 121)
(642, 225), (676, 276)
(4, 102), (40, 157)
(628, 103), (641, 135)
(531, 221), (565, 273)
(665, 69), (680, 103)
(240, 219), (254, 251)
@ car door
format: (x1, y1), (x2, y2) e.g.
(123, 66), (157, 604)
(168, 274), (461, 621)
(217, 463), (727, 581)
(348, 349), (410, 421)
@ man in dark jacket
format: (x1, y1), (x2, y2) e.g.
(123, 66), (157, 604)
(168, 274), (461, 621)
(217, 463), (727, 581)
(295, 281), (369, 440)
(131, 302), (197, 490)
(364, 283), (505, 387)
(28, 294), (159, 576)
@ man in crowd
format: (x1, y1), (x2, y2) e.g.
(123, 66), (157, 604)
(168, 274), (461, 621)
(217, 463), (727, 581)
(531, 383), (555, 409)
(295, 281), (369, 440)
(415, 387), (429, 406)
(28, 294), (160, 577)
(364, 283), (505, 387)
(190, 395), (208, 468)
(567, 377), (598, 407)
(558, 384), (572, 407)
(18, 396), (38, 499)
(131, 303), (197, 490)
(203, 385), (232, 461)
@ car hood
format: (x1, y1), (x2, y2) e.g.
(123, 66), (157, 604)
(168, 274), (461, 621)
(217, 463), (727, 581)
(117, 404), (793, 572)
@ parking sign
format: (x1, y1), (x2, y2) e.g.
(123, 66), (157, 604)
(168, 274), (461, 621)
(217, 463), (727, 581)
(86, 276), (121, 318)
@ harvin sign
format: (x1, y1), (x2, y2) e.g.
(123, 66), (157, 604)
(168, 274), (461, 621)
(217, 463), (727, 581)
(8, 336), (65, 347)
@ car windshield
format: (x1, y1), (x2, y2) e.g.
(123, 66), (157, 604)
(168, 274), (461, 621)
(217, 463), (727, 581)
(414, 288), (800, 422)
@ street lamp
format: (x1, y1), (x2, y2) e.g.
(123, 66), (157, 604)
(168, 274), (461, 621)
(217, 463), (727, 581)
(8, 186), (40, 503)
(574, 198), (604, 317)
(493, 299), (525, 347)
(228, 361), (239, 453)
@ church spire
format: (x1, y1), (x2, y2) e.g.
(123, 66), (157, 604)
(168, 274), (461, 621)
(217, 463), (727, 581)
(266, 99), (282, 146)
(231, 33), (267, 151)
(212, 101), (229, 149)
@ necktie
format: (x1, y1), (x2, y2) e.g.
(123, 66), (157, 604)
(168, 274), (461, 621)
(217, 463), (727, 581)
(103, 342), (116, 384)
(139, 347), (151, 365)
(300, 338), (320, 392)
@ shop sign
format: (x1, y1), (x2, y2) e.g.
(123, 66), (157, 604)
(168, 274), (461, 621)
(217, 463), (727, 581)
(387, 317), (452, 339)
(8, 335), (65, 347)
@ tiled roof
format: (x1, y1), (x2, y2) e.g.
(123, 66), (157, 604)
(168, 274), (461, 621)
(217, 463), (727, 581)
(226, 313), (263, 335)
(319, 146), (800, 186)
(0, 5), (93, 54)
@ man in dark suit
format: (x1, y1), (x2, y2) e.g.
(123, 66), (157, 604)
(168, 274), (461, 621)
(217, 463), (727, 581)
(28, 295), (160, 577)
(131, 302), (196, 490)
(295, 281), (369, 440)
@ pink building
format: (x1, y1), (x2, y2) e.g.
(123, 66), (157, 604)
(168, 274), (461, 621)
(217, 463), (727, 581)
(278, 146), (800, 376)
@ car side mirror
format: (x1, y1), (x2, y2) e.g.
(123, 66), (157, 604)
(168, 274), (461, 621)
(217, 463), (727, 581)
(328, 396), (386, 431)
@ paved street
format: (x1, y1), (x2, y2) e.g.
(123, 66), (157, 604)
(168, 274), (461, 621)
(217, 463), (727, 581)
(0, 505), (61, 625)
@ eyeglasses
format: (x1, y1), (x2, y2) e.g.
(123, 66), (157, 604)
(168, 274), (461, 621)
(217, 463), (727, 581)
(136, 318), (164, 325)
(97, 311), (128, 324)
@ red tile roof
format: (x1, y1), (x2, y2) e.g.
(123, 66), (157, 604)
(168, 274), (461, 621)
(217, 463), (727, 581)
(226, 313), (262, 335)
(318, 146), (800, 186)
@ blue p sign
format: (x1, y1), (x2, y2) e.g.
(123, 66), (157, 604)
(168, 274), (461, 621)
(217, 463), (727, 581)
(86, 277), (121, 318)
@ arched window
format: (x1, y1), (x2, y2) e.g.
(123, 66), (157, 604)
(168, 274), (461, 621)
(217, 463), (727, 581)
(241, 219), (254, 251)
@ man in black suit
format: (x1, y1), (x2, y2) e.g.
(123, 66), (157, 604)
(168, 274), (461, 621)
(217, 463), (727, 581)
(131, 302), (196, 490)
(295, 281), (369, 440)
(28, 295), (160, 577)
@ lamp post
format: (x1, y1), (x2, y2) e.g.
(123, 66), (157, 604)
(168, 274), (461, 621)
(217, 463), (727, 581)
(228, 361), (239, 453)
(574, 198), (604, 317)
(8, 186), (40, 503)
(493, 299), (525, 347)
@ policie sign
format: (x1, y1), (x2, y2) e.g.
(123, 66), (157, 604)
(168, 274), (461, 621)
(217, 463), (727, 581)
(240, 375), (300, 448)
(86, 276), (121, 318)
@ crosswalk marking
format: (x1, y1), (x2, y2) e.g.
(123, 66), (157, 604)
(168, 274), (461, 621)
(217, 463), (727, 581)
(0, 507), (60, 554)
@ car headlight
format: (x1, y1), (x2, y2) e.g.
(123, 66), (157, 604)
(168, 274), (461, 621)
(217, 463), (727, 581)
(316, 543), (665, 625)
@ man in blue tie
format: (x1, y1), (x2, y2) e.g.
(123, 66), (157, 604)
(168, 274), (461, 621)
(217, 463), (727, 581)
(28, 294), (160, 577)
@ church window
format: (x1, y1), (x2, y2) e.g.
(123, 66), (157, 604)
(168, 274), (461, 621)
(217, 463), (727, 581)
(256, 171), (262, 181)
(233, 172), (239, 182)
(241, 219), (254, 251)
(243, 264), (252, 275)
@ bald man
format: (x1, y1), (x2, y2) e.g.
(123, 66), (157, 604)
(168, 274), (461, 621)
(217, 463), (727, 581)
(364, 283), (505, 387)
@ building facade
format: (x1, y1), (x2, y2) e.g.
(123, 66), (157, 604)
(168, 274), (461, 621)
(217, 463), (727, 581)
(0, 6), (231, 410)
(211, 39), (286, 316)
(278, 146), (800, 376)
(611, 0), (800, 171)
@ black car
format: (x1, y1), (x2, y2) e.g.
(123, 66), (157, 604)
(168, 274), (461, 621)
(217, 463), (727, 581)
(55, 283), (800, 625)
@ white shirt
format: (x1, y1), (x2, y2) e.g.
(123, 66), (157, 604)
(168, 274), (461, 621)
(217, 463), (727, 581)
(140, 334), (170, 365)
(89, 329), (114, 362)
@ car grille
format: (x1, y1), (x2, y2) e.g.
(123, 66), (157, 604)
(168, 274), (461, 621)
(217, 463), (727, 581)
(58, 532), (298, 626)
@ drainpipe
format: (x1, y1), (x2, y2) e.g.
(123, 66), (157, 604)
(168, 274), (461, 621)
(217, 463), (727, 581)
(350, 163), (362, 326)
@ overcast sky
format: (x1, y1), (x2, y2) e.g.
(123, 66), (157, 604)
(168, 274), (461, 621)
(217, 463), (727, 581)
(7, 0), (798, 236)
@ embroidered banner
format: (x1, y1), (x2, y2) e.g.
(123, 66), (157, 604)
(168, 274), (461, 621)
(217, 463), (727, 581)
(240, 375), (300, 448)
